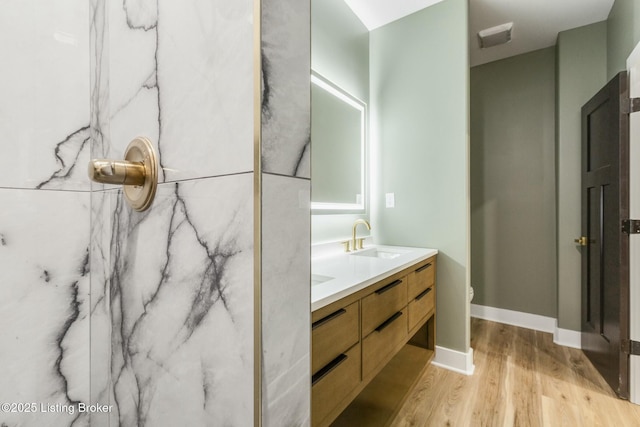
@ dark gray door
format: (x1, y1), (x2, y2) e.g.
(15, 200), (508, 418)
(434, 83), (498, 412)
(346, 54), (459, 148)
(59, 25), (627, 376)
(581, 71), (630, 399)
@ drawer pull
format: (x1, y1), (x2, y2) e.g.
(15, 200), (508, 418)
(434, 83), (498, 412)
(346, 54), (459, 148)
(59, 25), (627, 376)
(415, 287), (433, 301)
(375, 311), (403, 333)
(415, 263), (432, 273)
(312, 353), (348, 386)
(375, 279), (403, 295)
(312, 308), (347, 330)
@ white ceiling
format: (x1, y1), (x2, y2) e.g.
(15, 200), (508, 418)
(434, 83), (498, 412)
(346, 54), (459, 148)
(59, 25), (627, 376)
(470, 0), (614, 67)
(343, 0), (615, 67)
(344, 0), (445, 31)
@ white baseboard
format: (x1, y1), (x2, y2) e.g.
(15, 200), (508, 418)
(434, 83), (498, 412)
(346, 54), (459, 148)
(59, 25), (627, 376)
(432, 346), (475, 375)
(631, 356), (640, 405)
(470, 304), (555, 333)
(470, 304), (581, 349)
(553, 325), (581, 349)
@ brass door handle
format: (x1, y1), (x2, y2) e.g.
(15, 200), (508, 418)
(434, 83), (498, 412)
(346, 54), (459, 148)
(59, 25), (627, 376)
(574, 236), (588, 246)
(88, 137), (158, 212)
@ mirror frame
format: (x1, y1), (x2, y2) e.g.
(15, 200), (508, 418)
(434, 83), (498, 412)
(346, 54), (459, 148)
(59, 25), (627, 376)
(311, 71), (367, 213)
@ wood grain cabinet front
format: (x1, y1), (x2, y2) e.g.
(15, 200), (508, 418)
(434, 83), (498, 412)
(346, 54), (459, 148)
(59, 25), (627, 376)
(312, 343), (361, 427)
(362, 310), (408, 379)
(408, 286), (435, 332)
(407, 259), (435, 301)
(361, 276), (407, 337)
(311, 301), (359, 374)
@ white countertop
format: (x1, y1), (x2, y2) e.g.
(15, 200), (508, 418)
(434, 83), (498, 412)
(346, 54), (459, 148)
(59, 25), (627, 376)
(311, 245), (438, 311)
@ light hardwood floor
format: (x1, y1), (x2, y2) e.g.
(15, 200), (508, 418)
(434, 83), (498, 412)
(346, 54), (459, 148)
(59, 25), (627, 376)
(389, 318), (640, 426)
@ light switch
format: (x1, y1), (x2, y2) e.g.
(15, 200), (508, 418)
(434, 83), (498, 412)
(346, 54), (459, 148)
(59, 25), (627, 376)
(385, 193), (395, 208)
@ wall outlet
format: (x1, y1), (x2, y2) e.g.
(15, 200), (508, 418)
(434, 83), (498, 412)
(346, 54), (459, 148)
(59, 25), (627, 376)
(385, 193), (395, 208)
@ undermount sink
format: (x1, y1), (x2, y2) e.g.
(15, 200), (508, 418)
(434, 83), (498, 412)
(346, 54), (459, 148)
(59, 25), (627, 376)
(312, 274), (334, 286)
(351, 247), (408, 259)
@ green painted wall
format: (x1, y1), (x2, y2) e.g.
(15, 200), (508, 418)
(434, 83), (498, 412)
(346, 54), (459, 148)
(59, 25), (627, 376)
(311, 0), (370, 244)
(311, 0), (369, 103)
(556, 22), (607, 331)
(371, 0), (469, 352)
(470, 47), (557, 318)
(607, 0), (640, 79)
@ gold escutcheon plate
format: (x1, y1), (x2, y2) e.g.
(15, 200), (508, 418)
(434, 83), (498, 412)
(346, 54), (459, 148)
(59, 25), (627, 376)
(123, 137), (158, 212)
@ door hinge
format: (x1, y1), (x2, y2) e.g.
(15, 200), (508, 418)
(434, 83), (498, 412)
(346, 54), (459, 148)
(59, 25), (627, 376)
(622, 219), (640, 234)
(624, 97), (640, 114)
(622, 339), (640, 355)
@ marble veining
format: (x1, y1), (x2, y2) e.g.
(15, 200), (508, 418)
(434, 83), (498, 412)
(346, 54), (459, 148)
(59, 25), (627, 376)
(90, 177), (254, 426)
(0, 189), (90, 427)
(89, 1), (259, 425)
(91, 0), (254, 186)
(36, 126), (92, 190)
(261, 0), (311, 178)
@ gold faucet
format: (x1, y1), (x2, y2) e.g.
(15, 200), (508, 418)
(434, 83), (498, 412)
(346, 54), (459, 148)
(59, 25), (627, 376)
(352, 219), (371, 251)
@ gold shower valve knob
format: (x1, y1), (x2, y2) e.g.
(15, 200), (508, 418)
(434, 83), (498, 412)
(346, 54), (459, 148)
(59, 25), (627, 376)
(87, 137), (158, 212)
(89, 159), (146, 186)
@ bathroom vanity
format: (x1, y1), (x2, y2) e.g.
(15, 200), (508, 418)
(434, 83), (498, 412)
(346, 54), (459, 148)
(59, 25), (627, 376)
(311, 246), (437, 427)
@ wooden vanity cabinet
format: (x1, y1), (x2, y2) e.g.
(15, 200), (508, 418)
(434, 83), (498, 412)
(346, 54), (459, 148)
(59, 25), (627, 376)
(407, 260), (436, 334)
(311, 342), (361, 427)
(361, 274), (408, 380)
(312, 301), (359, 374)
(311, 254), (437, 427)
(311, 300), (361, 427)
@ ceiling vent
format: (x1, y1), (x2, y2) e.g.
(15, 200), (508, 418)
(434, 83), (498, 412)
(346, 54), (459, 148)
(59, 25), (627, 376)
(478, 22), (513, 49)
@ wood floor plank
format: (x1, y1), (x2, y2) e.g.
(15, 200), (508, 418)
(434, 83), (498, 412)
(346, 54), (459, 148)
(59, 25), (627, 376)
(386, 318), (640, 426)
(535, 331), (582, 426)
(509, 327), (543, 426)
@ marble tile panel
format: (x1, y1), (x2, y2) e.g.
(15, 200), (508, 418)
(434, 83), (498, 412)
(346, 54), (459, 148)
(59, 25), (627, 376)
(0, 189), (90, 427)
(262, 354), (311, 427)
(90, 175), (254, 426)
(92, 0), (254, 185)
(0, 0), (90, 191)
(261, 0), (311, 178)
(261, 174), (311, 425)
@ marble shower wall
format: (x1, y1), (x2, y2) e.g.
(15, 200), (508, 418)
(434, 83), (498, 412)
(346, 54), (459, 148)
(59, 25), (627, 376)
(89, 0), (258, 426)
(261, 0), (311, 425)
(89, 179), (254, 426)
(90, 0), (313, 425)
(0, 1), (91, 426)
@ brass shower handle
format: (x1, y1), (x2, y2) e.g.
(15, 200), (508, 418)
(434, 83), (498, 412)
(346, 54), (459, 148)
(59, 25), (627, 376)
(88, 159), (146, 186)
(87, 137), (158, 212)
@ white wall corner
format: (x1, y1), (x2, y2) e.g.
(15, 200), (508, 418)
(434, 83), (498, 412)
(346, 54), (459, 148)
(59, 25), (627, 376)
(470, 304), (555, 333)
(432, 346), (475, 376)
(553, 321), (582, 349)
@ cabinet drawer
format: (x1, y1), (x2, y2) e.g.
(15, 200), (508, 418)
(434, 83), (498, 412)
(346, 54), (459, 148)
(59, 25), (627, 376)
(312, 301), (359, 374)
(408, 286), (435, 331)
(362, 310), (408, 379)
(312, 343), (361, 427)
(407, 259), (435, 301)
(362, 277), (407, 337)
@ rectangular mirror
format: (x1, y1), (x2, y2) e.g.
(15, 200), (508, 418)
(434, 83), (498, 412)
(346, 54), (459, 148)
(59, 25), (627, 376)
(311, 72), (367, 212)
